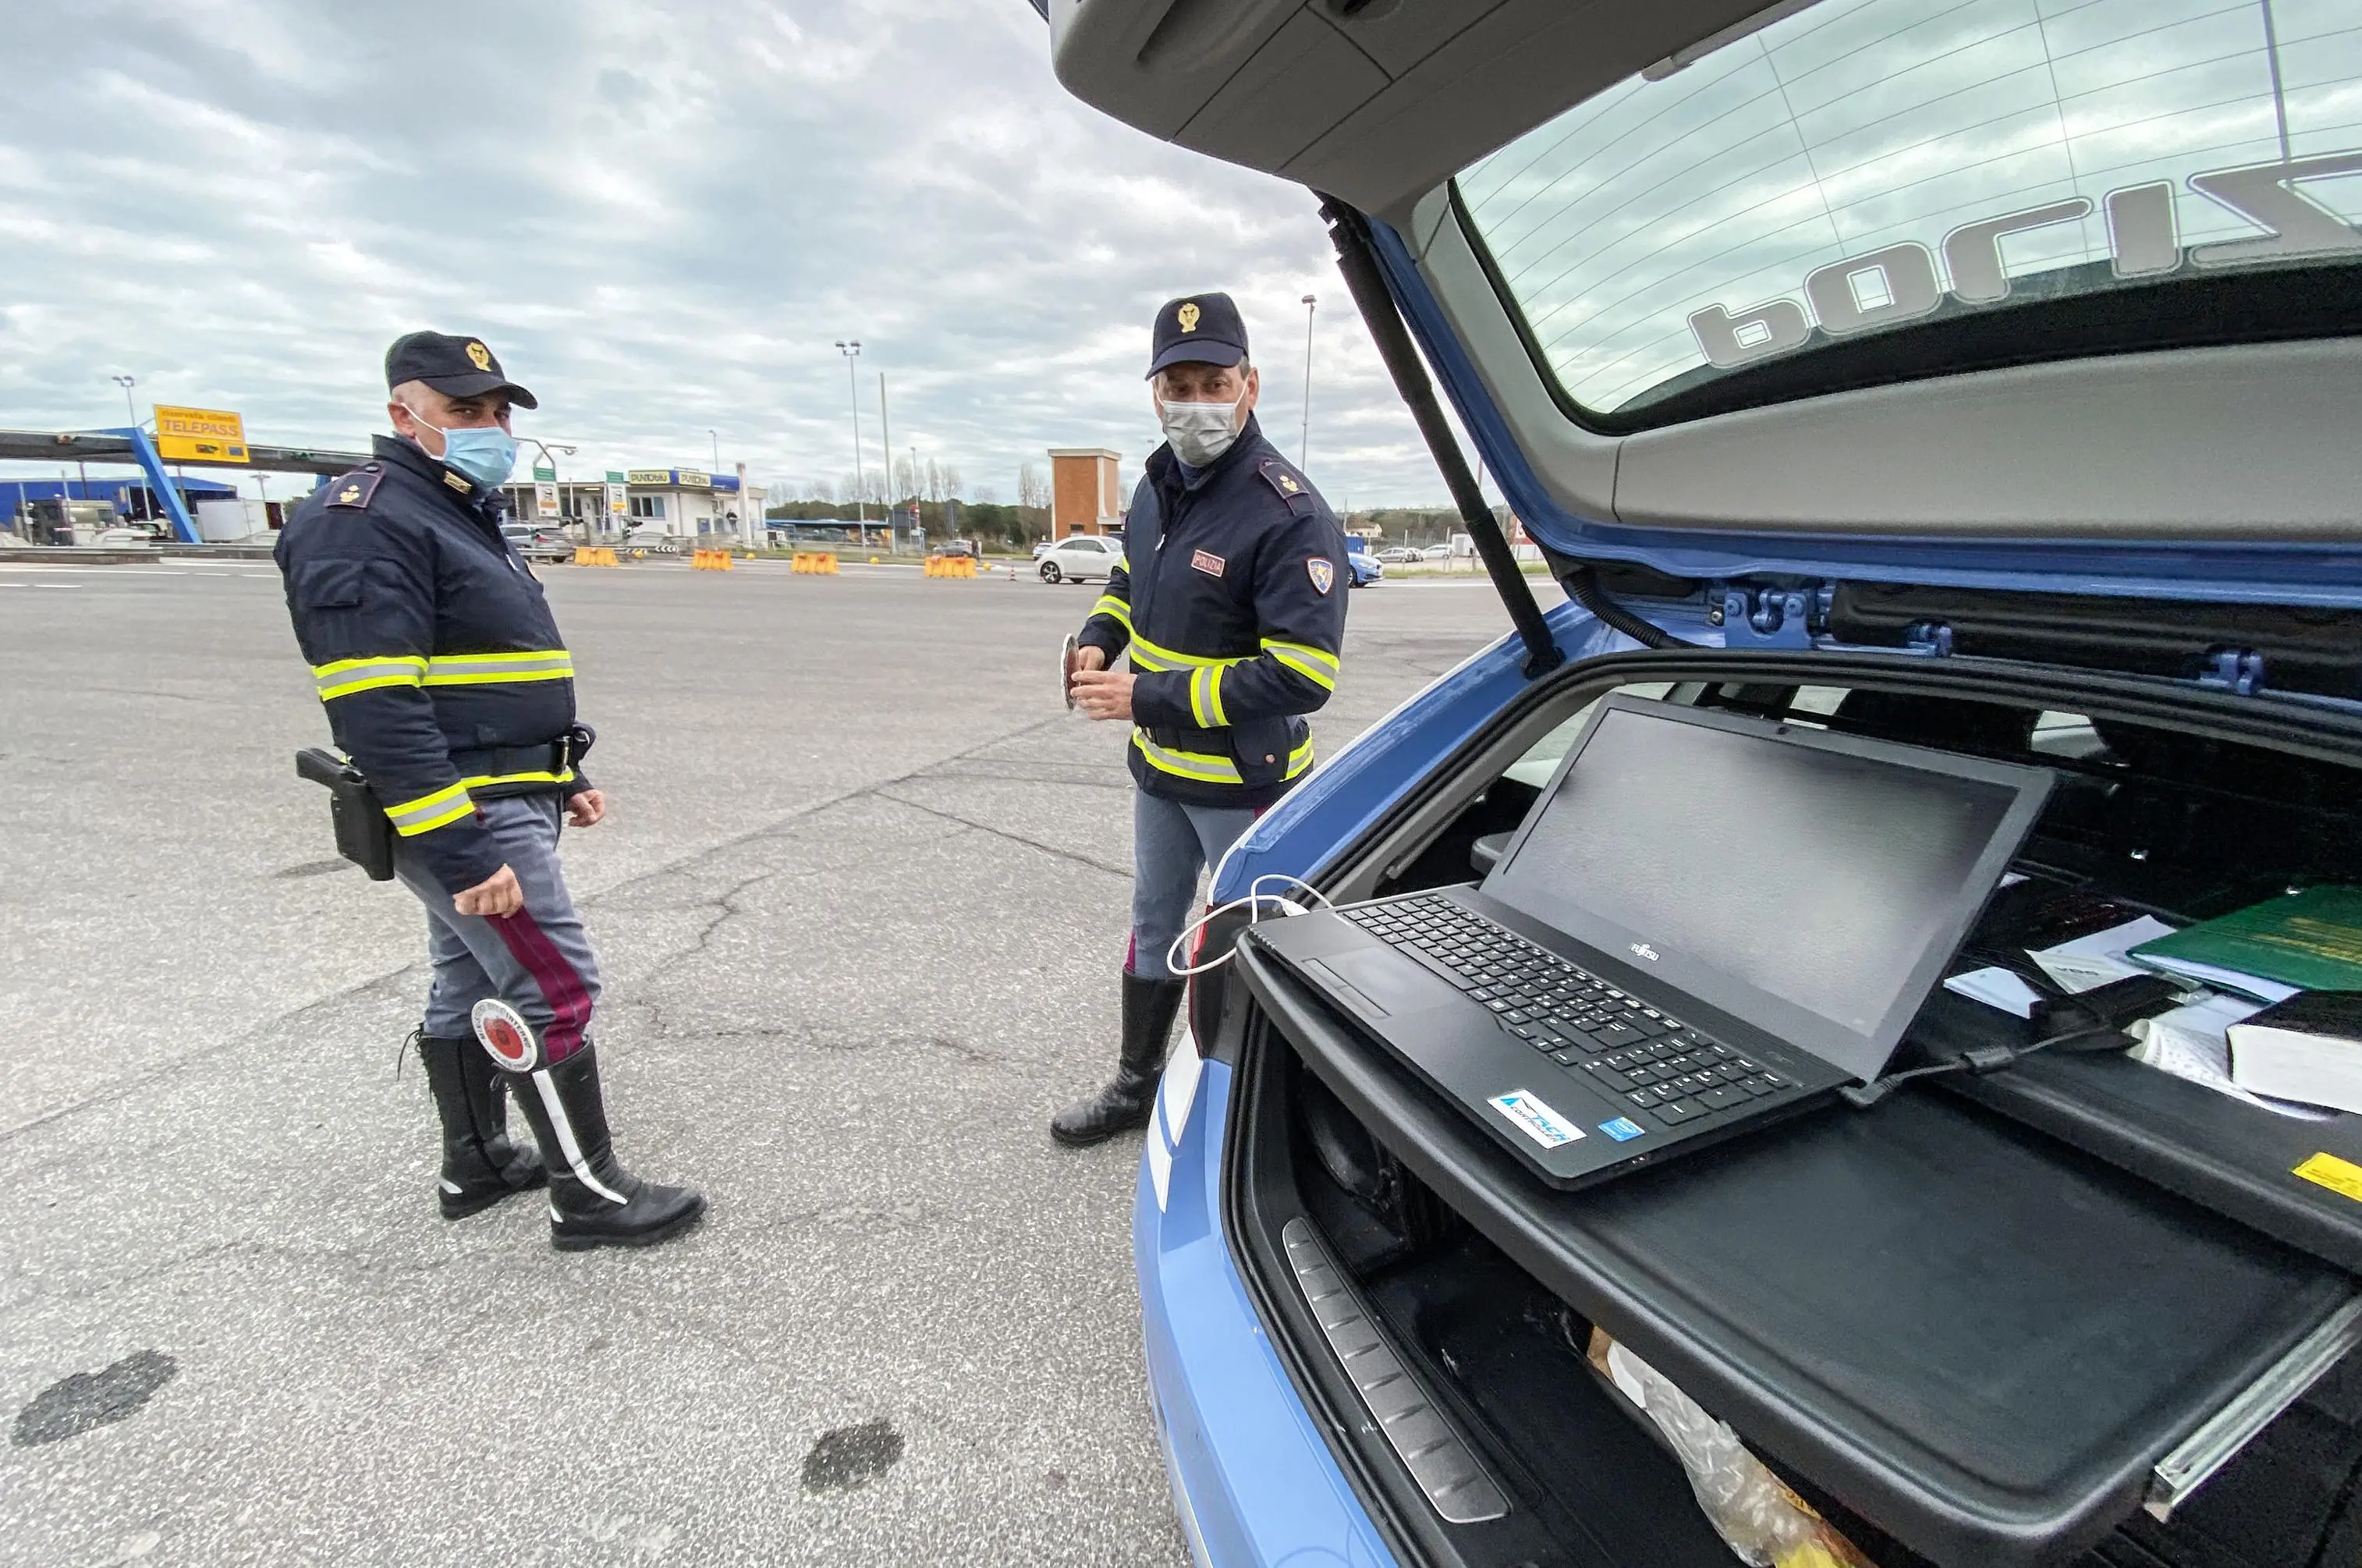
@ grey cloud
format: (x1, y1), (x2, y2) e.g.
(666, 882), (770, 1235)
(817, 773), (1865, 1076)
(0, 0), (1462, 506)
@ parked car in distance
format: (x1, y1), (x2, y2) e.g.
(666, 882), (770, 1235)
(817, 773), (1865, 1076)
(1343, 537), (1384, 587)
(1039, 533), (1122, 584)
(1034, 538), (1059, 559)
(500, 523), (573, 562)
(1418, 542), (1453, 560)
(1374, 545), (1423, 565)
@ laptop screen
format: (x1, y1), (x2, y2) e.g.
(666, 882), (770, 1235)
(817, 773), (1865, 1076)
(1485, 697), (2051, 1083)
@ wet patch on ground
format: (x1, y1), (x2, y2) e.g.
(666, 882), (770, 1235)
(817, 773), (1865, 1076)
(12, 1350), (177, 1447)
(800, 1417), (904, 1494)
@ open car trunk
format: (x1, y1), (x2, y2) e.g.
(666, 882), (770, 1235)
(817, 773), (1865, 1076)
(1209, 651), (2362, 1568)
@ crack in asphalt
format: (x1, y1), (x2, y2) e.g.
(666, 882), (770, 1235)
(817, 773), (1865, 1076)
(867, 789), (1130, 880)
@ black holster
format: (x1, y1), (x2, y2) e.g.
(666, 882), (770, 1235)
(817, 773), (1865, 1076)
(296, 747), (395, 881)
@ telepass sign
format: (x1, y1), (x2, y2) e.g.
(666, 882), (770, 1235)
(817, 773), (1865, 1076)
(153, 406), (248, 464)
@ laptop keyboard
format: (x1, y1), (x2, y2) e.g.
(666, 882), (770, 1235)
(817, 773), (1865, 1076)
(1342, 896), (1800, 1133)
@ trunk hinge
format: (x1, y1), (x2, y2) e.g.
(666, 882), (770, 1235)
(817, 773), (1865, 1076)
(2197, 648), (2268, 696)
(1713, 584), (1832, 650)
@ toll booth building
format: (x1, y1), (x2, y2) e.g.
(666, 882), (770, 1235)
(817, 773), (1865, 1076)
(499, 467), (746, 537)
(622, 469), (745, 537)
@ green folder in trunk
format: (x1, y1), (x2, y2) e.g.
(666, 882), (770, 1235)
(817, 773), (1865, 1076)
(2133, 885), (2362, 994)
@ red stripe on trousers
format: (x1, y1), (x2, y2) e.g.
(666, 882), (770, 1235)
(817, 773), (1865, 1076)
(489, 909), (594, 1063)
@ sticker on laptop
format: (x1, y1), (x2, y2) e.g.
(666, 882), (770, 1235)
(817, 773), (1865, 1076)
(1597, 1117), (1647, 1142)
(1489, 1090), (1584, 1150)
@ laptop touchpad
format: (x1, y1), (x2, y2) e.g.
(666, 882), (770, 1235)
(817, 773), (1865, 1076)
(1310, 949), (1464, 1018)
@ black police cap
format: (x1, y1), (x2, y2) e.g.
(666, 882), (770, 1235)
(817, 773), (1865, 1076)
(1147, 293), (1249, 378)
(383, 331), (539, 410)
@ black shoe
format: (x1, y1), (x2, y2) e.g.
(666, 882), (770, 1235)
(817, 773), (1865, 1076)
(1052, 973), (1188, 1148)
(504, 1043), (705, 1250)
(415, 1030), (548, 1219)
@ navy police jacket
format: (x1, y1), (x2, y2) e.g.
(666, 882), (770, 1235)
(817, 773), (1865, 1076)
(1076, 415), (1349, 809)
(276, 435), (587, 895)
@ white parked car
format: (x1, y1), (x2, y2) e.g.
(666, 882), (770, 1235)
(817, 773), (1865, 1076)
(1374, 545), (1422, 565)
(1418, 542), (1453, 560)
(1038, 534), (1122, 584)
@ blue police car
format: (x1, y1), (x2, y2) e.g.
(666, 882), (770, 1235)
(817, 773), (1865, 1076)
(1048, 3), (2362, 1567)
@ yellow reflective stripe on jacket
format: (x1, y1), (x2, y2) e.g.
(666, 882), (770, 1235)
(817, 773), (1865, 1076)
(1286, 733), (1314, 778)
(1189, 665), (1222, 729)
(312, 655), (427, 701)
(422, 649), (575, 686)
(1261, 638), (1340, 691)
(457, 768), (576, 792)
(384, 782), (474, 836)
(1089, 594), (1133, 633)
(1130, 634), (1250, 675)
(1132, 730), (1243, 785)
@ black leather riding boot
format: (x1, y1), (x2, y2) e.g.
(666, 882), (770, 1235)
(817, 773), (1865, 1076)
(1052, 972), (1189, 1148)
(503, 1042), (705, 1250)
(416, 1031), (548, 1219)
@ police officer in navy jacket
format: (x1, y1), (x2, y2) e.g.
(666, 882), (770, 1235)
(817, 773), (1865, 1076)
(1054, 293), (1351, 1145)
(276, 332), (701, 1249)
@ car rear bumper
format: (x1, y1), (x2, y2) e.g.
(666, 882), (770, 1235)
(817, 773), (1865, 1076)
(1134, 1044), (1399, 1568)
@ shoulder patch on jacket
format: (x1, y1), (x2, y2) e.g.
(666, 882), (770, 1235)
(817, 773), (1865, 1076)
(1257, 458), (1318, 517)
(323, 466), (384, 510)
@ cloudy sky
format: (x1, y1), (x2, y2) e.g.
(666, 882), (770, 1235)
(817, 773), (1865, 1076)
(0, 0), (1462, 509)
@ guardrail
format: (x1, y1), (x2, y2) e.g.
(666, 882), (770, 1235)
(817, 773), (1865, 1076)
(792, 550), (840, 575)
(923, 553), (979, 578)
(690, 548), (735, 572)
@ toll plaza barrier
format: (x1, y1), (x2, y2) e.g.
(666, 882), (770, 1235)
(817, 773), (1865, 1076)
(792, 550), (840, 575)
(924, 554), (978, 579)
(573, 546), (619, 566)
(691, 548), (735, 572)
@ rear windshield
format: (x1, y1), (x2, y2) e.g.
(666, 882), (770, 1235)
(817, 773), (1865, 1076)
(1455, 0), (2362, 421)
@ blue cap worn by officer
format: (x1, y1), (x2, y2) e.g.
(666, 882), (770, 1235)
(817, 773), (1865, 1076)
(1052, 292), (1353, 1147)
(273, 329), (703, 1250)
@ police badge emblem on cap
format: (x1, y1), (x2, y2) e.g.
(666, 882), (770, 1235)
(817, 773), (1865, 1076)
(471, 998), (540, 1073)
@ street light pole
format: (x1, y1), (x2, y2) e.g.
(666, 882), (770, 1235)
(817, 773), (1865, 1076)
(835, 341), (866, 533)
(877, 372), (893, 554)
(1300, 294), (1317, 468)
(112, 374), (137, 427)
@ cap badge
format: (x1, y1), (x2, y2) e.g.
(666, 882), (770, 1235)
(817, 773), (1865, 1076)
(465, 340), (491, 371)
(1308, 558), (1335, 595)
(1176, 302), (1201, 333)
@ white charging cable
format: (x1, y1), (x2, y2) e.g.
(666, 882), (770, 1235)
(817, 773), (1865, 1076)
(1164, 872), (1335, 977)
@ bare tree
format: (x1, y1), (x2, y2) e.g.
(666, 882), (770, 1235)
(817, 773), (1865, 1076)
(939, 462), (962, 500)
(1017, 462), (1049, 512)
(974, 482), (998, 506)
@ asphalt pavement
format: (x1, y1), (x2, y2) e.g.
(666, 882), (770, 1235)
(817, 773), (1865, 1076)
(0, 556), (1531, 1566)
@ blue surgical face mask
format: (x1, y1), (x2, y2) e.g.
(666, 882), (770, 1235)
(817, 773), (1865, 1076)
(407, 408), (518, 490)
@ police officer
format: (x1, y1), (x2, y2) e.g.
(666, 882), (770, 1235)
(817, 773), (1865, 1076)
(276, 332), (704, 1250)
(1052, 293), (1350, 1145)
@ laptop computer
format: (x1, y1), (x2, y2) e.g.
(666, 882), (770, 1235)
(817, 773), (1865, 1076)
(1247, 694), (2055, 1188)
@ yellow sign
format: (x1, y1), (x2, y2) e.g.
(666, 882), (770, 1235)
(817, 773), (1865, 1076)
(153, 404), (249, 464)
(2294, 1151), (2362, 1204)
(674, 469), (712, 490)
(625, 469), (672, 486)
